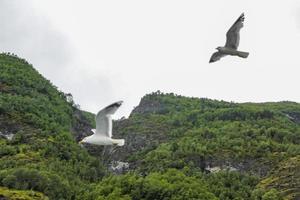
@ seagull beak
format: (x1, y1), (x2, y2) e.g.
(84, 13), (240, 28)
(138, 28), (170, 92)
(79, 140), (83, 144)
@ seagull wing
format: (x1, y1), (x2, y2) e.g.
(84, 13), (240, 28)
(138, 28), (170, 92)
(209, 51), (227, 63)
(225, 13), (245, 49)
(95, 101), (123, 138)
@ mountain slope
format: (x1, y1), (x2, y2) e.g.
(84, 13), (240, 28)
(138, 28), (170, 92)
(107, 92), (300, 199)
(0, 53), (104, 199)
(1, 53), (299, 199)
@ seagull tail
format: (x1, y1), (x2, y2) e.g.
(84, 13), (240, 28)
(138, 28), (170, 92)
(112, 139), (125, 146)
(237, 51), (249, 58)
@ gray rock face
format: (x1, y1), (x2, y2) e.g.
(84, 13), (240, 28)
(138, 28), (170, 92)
(0, 115), (23, 141)
(70, 109), (94, 142)
(0, 131), (14, 141)
(203, 157), (272, 177)
(109, 161), (129, 174)
(285, 112), (300, 124)
(78, 112), (170, 172)
(0, 116), (21, 134)
(131, 98), (165, 115)
(205, 165), (237, 173)
(110, 116), (170, 168)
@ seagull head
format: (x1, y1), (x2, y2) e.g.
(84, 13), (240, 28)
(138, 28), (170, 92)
(115, 101), (123, 107)
(105, 101), (124, 110)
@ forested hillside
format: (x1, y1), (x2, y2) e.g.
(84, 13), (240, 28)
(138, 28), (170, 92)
(0, 53), (299, 199)
(0, 53), (104, 199)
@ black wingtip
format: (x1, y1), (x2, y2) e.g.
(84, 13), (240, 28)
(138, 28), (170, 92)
(240, 13), (245, 20)
(106, 101), (123, 109)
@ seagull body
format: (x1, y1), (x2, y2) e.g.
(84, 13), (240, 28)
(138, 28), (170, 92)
(79, 101), (125, 146)
(216, 47), (249, 57)
(209, 13), (249, 63)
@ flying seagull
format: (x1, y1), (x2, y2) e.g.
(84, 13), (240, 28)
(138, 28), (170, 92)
(79, 101), (125, 146)
(209, 13), (249, 63)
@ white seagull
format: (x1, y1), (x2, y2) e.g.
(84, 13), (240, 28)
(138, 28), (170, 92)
(79, 101), (125, 146)
(209, 13), (249, 63)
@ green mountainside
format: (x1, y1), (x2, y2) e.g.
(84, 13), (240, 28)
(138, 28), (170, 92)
(0, 53), (104, 199)
(0, 53), (299, 199)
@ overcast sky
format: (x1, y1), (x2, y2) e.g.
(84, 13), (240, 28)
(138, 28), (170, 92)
(1, 0), (300, 118)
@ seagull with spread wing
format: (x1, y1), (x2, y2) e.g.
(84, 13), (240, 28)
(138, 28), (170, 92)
(209, 13), (249, 63)
(79, 101), (125, 146)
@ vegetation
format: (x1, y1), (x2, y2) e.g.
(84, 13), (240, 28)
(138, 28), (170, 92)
(0, 53), (299, 199)
(0, 186), (48, 200)
(0, 53), (105, 199)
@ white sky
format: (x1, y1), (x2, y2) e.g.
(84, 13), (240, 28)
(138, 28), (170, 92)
(1, 0), (300, 118)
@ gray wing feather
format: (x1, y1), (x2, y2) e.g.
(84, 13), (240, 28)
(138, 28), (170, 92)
(209, 51), (227, 63)
(225, 13), (244, 49)
(95, 101), (123, 138)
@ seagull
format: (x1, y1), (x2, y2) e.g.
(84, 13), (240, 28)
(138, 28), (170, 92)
(79, 101), (125, 146)
(209, 13), (249, 63)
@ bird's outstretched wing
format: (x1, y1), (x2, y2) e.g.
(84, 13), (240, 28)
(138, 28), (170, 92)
(225, 13), (244, 49)
(209, 51), (227, 63)
(95, 101), (123, 138)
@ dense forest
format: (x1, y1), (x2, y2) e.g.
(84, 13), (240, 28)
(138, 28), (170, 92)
(0, 53), (299, 199)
